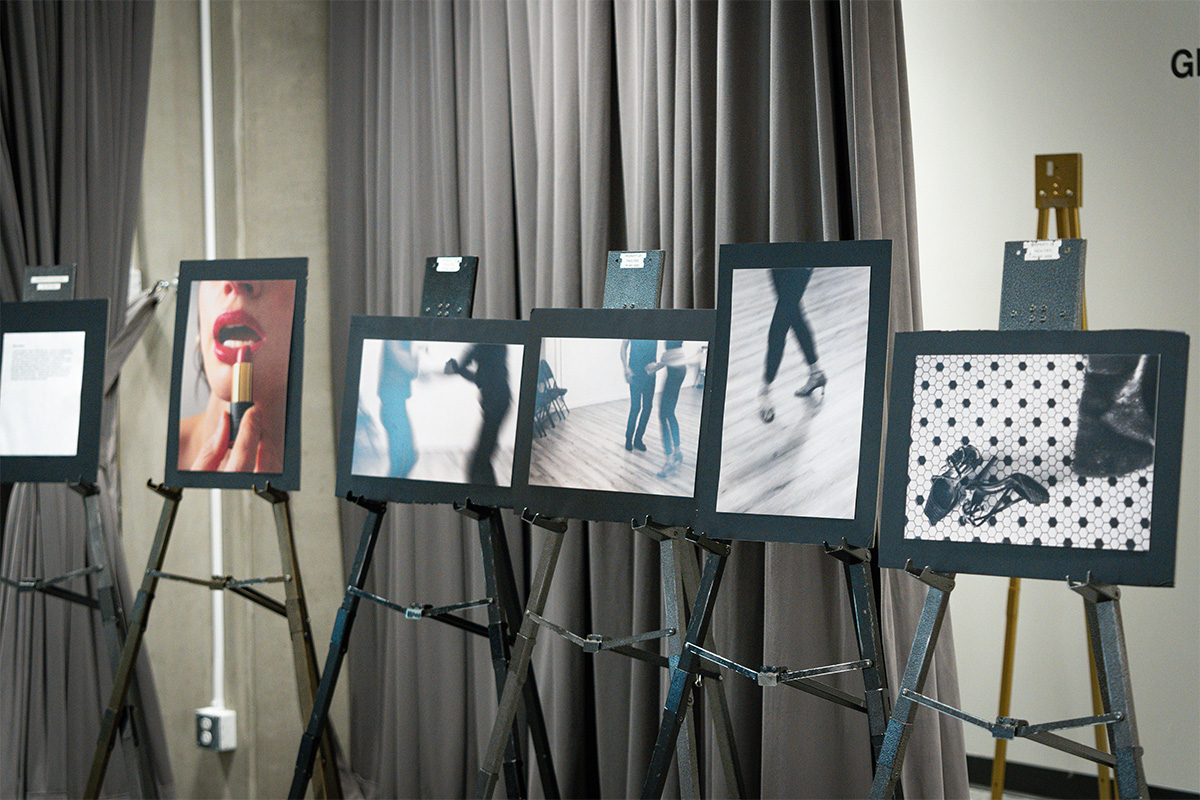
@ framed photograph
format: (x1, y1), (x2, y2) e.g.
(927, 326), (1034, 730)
(512, 308), (715, 525)
(879, 329), (1190, 587)
(0, 299), (108, 483)
(164, 258), (307, 490)
(338, 316), (528, 507)
(695, 240), (892, 546)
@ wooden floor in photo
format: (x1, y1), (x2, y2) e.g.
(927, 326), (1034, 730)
(716, 266), (871, 519)
(528, 384), (703, 498)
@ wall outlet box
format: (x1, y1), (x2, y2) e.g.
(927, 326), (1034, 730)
(195, 706), (237, 752)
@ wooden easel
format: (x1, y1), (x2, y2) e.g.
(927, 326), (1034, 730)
(992, 153), (1113, 800)
(84, 482), (342, 799)
(289, 257), (559, 800)
(474, 252), (747, 800)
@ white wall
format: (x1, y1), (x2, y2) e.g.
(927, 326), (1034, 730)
(903, 1), (1199, 792)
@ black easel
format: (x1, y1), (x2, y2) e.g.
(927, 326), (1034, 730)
(85, 481), (343, 799)
(474, 252), (746, 800)
(638, 534), (898, 799)
(289, 256), (559, 800)
(871, 156), (1149, 800)
(1, 481), (159, 798)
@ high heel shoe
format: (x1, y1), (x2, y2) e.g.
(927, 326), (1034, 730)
(795, 368), (827, 398)
(759, 385), (775, 422)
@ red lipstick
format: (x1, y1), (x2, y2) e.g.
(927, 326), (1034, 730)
(229, 345), (254, 445)
(212, 310), (264, 365)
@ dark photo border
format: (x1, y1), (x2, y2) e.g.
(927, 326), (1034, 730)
(337, 315), (529, 508)
(879, 329), (1189, 587)
(512, 307), (716, 526)
(0, 299), (108, 483)
(164, 258), (307, 491)
(695, 240), (892, 546)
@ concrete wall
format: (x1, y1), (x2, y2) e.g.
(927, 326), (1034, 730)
(120, 2), (345, 796)
(903, 1), (1199, 792)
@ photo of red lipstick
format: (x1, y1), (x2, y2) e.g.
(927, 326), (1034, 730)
(230, 345), (253, 445)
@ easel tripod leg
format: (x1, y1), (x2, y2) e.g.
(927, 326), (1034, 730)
(268, 493), (343, 799)
(640, 543), (729, 800)
(675, 538), (745, 799)
(1084, 595), (1147, 799)
(869, 575), (954, 800)
(844, 559), (893, 772)
(477, 514), (527, 800)
(660, 538), (701, 799)
(475, 528), (565, 799)
(486, 509), (560, 798)
(289, 501), (386, 799)
(78, 486), (159, 799)
(85, 484), (182, 799)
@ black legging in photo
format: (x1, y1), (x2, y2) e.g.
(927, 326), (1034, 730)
(765, 267), (818, 383)
(659, 341), (686, 455)
(625, 339), (657, 448)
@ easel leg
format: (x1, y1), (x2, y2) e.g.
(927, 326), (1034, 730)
(1083, 593), (1147, 799)
(477, 513), (528, 800)
(263, 490), (343, 800)
(79, 487), (159, 799)
(843, 558), (893, 772)
(289, 500), (386, 799)
(660, 538), (701, 800)
(640, 541), (729, 800)
(487, 510), (560, 798)
(674, 537), (745, 799)
(85, 484), (182, 799)
(869, 571), (955, 800)
(475, 527), (565, 799)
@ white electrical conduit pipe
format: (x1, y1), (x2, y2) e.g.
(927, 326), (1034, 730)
(199, 0), (226, 712)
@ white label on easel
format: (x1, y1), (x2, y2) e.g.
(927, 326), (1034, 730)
(1022, 240), (1062, 260)
(31, 275), (70, 284)
(435, 257), (463, 272)
(619, 252), (647, 269)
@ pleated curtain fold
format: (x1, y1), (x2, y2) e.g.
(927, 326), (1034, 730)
(328, 2), (967, 797)
(0, 2), (173, 797)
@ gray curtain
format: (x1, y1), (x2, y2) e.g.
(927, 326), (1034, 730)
(328, 1), (968, 797)
(0, 2), (174, 797)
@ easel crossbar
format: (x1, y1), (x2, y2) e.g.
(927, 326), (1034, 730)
(1, 564), (103, 588)
(346, 588), (491, 638)
(901, 689), (1120, 767)
(145, 569), (286, 589)
(527, 610), (675, 651)
(687, 642), (870, 698)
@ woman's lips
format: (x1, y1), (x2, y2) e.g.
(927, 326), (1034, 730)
(212, 310), (265, 365)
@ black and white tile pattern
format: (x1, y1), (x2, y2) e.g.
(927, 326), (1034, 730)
(904, 353), (1154, 551)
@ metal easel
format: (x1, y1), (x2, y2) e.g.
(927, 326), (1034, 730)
(289, 257), (559, 800)
(84, 480), (343, 799)
(993, 153), (1113, 800)
(1, 481), (159, 798)
(869, 154), (1148, 800)
(475, 251), (746, 800)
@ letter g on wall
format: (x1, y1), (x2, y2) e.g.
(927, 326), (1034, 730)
(1170, 48), (1197, 78)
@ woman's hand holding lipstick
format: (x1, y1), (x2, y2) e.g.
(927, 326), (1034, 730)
(187, 405), (269, 472)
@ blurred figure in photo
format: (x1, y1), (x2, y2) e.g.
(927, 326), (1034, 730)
(446, 343), (512, 485)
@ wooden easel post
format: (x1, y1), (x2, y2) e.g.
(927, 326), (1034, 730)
(256, 484), (342, 799)
(993, 152), (1112, 800)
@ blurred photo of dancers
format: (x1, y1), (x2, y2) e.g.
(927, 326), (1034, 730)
(716, 265), (872, 519)
(445, 343), (512, 485)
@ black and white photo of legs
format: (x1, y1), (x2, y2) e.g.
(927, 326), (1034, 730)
(528, 337), (706, 497)
(716, 265), (872, 519)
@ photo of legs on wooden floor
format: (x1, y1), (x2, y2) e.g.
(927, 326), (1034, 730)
(716, 265), (872, 519)
(528, 336), (707, 498)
